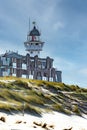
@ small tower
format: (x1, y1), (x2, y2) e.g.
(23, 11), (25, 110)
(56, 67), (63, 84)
(24, 22), (44, 57)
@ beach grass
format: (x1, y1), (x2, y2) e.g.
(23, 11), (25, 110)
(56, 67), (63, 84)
(0, 76), (87, 116)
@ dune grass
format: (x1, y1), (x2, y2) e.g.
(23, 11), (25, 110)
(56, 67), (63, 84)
(0, 76), (87, 116)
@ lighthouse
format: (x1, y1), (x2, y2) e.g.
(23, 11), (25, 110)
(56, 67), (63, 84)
(24, 22), (44, 57)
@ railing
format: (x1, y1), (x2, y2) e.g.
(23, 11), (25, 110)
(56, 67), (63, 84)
(25, 45), (43, 50)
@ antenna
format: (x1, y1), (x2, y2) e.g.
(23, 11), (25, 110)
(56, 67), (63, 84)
(29, 17), (30, 33)
(27, 17), (31, 41)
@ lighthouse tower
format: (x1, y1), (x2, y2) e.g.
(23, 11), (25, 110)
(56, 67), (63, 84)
(24, 22), (44, 57)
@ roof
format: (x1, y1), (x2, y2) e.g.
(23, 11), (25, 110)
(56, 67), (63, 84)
(1, 52), (23, 59)
(29, 26), (40, 36)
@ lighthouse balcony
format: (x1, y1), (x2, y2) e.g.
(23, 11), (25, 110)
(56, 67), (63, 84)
(24, 41), (44, 46)
(24, 45), (43, 51)
(25, 48), (42, 51)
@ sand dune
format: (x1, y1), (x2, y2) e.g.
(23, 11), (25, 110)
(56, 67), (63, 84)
(0, 111), (87, 130)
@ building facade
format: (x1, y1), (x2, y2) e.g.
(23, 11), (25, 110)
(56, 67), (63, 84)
(0, 23), (62, 82)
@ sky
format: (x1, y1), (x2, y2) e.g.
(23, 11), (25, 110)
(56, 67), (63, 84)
(0, 0), (87, 88)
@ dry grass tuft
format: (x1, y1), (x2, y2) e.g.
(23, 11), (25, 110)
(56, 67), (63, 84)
(0, 116), (6, 122)
(15, 120), (22, 124)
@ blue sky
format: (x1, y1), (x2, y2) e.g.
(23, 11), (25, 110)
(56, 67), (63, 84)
(0, 0), (87, 88)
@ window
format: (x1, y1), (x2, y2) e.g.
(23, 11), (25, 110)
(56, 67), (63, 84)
(42, 62), (46, 69)
(3, 71), (8, 76)
(12, 74), (16, 77)
(13, 63), (16, 68)
(22, 63), (26, 69)
(12, 58), (16, 62)
(22, 74), (26, 78)
(13, 68), (16, 74)
(29, 75), (33, 79)
(36, 43), (38, 45)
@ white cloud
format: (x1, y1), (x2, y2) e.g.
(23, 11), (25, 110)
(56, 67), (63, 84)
(53, 22), (64, 30)
(53, 56), (76, 70)
(79, 68), (87, 76)
(52, 56), (87, 87)
(0, 39), (25, 55)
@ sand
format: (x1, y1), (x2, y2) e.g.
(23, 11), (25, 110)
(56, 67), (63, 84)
(0, 111), (87, 130)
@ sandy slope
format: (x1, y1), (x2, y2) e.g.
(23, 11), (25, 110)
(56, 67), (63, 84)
(0, 112), (87, 130)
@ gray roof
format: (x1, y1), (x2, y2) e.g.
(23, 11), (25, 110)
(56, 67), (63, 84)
(1, 52), (23, 59)
(29, 26), (40, 36)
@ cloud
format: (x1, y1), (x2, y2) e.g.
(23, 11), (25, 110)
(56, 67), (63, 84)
(53, 56), (77, 72)
(53, 22), (64, 30)
(79, 68), (87, 76)
(0, 39), (25, 55)
(52, 56), (87, 87)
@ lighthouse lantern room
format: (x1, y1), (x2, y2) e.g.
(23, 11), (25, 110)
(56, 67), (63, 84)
(24, 22), (44, 57)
